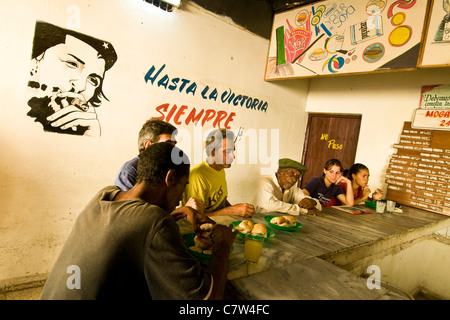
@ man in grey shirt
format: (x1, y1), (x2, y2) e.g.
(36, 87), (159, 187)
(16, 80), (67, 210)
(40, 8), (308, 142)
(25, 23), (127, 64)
(41, 142), (237, 300)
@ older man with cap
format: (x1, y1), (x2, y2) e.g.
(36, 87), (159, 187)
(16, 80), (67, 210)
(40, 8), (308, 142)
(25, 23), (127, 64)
(254, 158), (322, 216)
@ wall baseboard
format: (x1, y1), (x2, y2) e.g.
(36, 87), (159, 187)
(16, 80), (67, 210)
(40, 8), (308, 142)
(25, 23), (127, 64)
(0, 273), (48, 293)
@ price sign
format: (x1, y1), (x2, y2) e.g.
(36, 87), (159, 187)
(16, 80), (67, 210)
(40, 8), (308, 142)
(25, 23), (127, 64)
(412, 109), (450, 131)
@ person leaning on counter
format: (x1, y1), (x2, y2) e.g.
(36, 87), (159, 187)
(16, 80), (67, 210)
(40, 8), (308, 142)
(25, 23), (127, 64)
(181, 128), (255, 218)
(337, 163), (383, 205)
(302, 158), (354, 207)
(254, 158), (322, 216)
(40, 142), (237, 300)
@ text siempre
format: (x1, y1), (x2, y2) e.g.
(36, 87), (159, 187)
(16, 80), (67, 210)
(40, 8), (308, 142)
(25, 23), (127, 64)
(144, 64), (269, 128)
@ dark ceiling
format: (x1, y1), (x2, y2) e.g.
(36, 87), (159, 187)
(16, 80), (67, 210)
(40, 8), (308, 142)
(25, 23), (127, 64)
(270, 0), (319, 13)
(190, 0), (319, 39)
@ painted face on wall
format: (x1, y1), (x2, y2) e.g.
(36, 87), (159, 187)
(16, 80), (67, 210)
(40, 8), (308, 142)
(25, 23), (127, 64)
(34, 35), (105, 108)
(28, 36), (106, 136)
(27, 21), (117, 137)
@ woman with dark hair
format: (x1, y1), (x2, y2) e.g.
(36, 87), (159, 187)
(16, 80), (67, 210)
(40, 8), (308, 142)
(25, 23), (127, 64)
(302, 159), (354, 207)
(337, 163), (383, 205)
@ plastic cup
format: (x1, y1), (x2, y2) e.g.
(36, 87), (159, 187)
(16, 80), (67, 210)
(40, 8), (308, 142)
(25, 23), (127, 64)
(244, 234), (264, 264)
(386, 200), (396, 213)
(376, 201), (386, 213)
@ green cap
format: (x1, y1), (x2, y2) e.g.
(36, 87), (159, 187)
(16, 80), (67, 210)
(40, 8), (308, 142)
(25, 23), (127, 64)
(278, 158), (308, 175)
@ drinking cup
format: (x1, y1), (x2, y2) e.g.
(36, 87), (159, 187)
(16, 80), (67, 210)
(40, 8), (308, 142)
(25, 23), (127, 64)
(244, 234), (264, 264)
(386, 200), (396, 213)
(376, 200), (386, 213)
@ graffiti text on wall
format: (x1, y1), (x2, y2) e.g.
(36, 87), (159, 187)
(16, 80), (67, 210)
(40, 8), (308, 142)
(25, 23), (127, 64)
(144, 64), (269, 128)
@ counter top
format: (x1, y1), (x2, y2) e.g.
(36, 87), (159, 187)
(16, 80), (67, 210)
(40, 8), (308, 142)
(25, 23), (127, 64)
(178, 205), (450, 300)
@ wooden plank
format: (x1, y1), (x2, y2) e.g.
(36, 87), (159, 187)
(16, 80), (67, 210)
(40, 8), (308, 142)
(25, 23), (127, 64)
(385, 121), (450, 215)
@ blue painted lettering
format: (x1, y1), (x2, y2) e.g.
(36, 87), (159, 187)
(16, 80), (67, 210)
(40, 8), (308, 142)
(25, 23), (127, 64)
(145, 64), (269, 113)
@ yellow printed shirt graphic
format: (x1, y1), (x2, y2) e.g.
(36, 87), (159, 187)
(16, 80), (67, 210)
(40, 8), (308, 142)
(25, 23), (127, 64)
(182, 161), (228, 213)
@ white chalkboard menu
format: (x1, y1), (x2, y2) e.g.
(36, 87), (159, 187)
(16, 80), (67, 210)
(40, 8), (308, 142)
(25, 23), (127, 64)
(385, 122), (450, 216)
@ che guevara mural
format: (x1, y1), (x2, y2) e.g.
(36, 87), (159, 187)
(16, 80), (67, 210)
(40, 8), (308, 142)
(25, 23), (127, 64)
(27, 21), (118, 137)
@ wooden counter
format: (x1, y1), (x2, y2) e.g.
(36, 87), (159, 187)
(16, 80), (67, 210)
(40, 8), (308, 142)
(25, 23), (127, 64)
(178, 204), (450, 300)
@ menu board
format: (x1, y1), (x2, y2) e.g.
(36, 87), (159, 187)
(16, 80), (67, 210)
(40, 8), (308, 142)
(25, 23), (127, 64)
(385, 122), (450, 216)
(265, 0), (430, 80)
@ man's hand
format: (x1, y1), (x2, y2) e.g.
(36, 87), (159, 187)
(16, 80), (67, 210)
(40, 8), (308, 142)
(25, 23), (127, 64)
(46, 92), (101, 137)
(306, 208), (322, 216)
(170, 206), (215, 233)
(185, 197), (205, 214)
(211, 224), (238, 250)
(230, 203), (255, 218)
(298, 198), (316, 209)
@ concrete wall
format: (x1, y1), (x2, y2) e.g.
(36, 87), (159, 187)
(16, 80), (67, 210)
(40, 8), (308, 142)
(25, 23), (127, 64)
(0, 0), (309, 282)
(372, 235), (450, 299)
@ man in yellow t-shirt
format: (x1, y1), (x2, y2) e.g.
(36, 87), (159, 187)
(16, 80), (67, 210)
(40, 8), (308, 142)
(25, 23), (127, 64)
(182, 128), (254, 218)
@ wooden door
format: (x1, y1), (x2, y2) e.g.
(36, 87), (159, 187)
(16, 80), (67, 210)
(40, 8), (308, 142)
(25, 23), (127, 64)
(299, 113), (362, 187)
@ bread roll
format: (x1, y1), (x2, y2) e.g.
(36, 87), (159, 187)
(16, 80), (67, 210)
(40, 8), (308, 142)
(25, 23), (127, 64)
(199, 223), (214, 238)
(236, 220), (254, 234)
(251, 223), (267, 237)
(189, 246), (203, 253)
(194, 235), (213, 250)
(200, 223), (214, 231)
(270, 216), (285, 225)
(282, 215), (297, 227)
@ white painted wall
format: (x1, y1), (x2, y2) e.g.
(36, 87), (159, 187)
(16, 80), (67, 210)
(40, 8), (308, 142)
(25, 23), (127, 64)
(372, 236), (450, 299)
(306, 69), (450, 195)
(0, 0), (309, 281)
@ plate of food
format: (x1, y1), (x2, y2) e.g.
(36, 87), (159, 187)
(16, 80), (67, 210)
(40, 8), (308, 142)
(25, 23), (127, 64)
(183, 223), (233, 264)
(183, 233), (212, 264)
(263, 215), (302, 232)
(232, 220), (275, 239)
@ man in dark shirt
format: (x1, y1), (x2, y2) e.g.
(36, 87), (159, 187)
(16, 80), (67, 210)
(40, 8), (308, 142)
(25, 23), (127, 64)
(41, 142), (237, 300)
(115, 119), (177, 191)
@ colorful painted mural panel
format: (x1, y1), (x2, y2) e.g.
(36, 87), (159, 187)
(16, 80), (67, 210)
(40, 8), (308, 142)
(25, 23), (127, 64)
(419, 0), (450, 67)
(265, 0), (429, 79)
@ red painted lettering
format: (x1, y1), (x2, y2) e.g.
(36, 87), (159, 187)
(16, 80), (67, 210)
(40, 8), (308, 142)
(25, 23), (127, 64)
(165, 104), (178, 122)
(154, 104), (236, 128)
(224, 112), (236, 129)
(202, 109), (216, 126)
(154, 103), (170, 120)
(185, 108), (204, 125)
(173, 105), (188, 125)
(213, 111), (228, 128)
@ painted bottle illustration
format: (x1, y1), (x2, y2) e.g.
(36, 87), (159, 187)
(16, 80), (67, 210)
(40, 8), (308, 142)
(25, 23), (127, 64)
(350, 15), (383, 45)
(284, 15), (312, 64)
